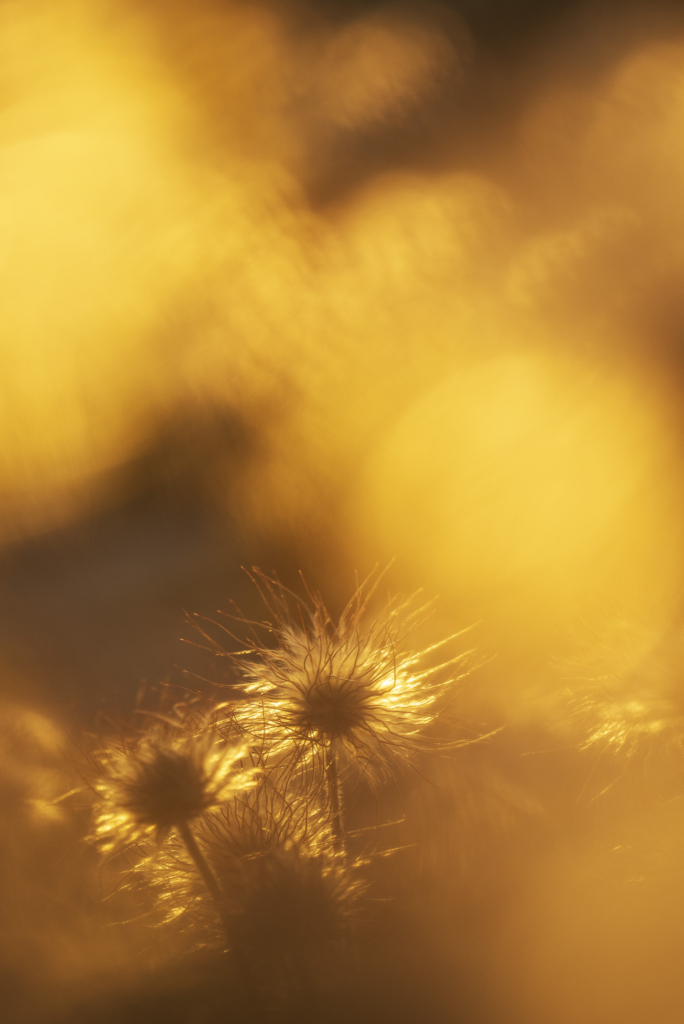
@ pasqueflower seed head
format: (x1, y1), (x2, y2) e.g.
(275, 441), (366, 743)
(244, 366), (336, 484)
(226, 845), (362, 959)
(202, 571), (473, 781)
(152, 780), (363, 954)
(91, 723), (255, 850)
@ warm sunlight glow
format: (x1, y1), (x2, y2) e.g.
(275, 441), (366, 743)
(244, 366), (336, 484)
(6, 3), (684, 1021)
(360, 349), (684, 653)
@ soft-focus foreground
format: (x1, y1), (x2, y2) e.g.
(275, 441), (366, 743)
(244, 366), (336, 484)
(4, 0), (684, 1021)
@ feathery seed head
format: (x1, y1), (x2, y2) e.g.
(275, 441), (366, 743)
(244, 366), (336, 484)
(566, 626), (684, 770)
(214, 572), (471, 779)
(153, 780), (363, 954)
(227, 845), (361, 957)
(206, 779), (331, 860)
(90, 717), (255, 850)
(577, 683), (684, 767)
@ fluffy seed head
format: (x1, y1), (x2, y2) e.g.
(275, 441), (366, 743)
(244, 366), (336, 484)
(580, 689), (684, 755)
(90, 714), (256, 850)
(205, 571), (472, 780)
(567, 625), (684, 776)
(227, 845), (360, 959)
(153, 781), (363, 954)
(575, 680), (684, 781)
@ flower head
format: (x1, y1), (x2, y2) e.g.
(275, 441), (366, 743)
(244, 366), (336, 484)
(226, 845), (360, 960)
(205, 571), (472, 781)
(153, 779), (364, 958)
(90, 709), (255, 850)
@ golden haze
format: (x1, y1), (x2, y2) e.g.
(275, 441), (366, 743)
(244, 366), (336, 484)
(1, 2), (684, 1022)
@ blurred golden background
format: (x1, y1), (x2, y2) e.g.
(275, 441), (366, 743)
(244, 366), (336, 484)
(4, 0), (684, 1021)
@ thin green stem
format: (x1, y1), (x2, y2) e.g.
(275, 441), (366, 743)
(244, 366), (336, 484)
(177, 819), (232, 942)
(325, 744), (344, 852)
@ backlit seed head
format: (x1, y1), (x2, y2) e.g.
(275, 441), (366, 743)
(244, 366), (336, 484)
(566, 624), (684, 773)
(226, 845), (361, 960)
(573, 678), (684, 794)
(206, 571), (473, 780)
(153, 780), (363, 954)
(90, 715), (255, 850)
(579, 688), (684, 758)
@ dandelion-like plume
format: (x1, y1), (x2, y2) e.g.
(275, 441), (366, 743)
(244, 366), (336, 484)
(153, 778), (364, 986)
(88, 700), (258, 942)
(191, 570), (474, 847)
(204, 571), (470, 764)
(90, 711), (254, 851)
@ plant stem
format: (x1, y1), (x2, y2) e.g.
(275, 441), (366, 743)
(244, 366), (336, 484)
(177, 819), (232, 942)
(325, 743), (344, 852)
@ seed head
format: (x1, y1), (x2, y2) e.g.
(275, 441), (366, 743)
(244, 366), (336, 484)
(90, 715), (255, 850)
(579, 688), (684, 759)
(206, 572), (472, 781)
(153, 780), (363, 956)
(227, 845), (361, 961)
(567, 625), (684, 773)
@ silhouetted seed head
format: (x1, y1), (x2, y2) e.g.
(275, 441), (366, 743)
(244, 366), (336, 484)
(154, 781), (330, 916)
(91, 725), (255, 850)
(153, 782), (363, 954)
(227, 846), (361, 958)
(215, 573), (472, 780)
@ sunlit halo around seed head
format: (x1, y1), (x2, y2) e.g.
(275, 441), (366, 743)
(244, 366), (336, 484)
(198, 571), (474, 780)
(90, 715), (256, 850)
